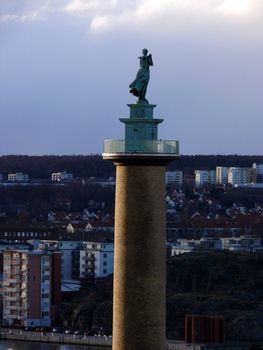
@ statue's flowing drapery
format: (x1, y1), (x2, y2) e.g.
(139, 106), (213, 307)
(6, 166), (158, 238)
(129, 49), (153, 104)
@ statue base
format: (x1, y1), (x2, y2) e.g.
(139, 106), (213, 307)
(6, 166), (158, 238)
(119, 103), (163, 153)
(126, 103), (158, 119)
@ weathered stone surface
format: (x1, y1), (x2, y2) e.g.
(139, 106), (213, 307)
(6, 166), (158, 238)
(113, 164), (166, 350)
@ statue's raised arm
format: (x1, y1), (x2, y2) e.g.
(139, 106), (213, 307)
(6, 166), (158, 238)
(129, 48), (153, 104)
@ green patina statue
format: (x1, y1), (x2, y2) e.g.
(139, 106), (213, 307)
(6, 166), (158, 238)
(129, 48), (153, 104)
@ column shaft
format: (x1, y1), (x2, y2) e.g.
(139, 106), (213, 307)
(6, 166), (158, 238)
(112, 164), (166, 350)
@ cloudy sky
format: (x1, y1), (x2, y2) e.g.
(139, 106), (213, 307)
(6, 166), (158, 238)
(0, 0), (262, 155)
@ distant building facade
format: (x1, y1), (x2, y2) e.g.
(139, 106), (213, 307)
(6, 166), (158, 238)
(170, 236), (261, 255)
(227, 167), (256, 186)
(253, 163), (263, 176)
(165, 171), (183, 187)
(57, 241), (83, 281)
(216, 167), (228, 185)
(195, 170), (216, 187)
(171, 240), (198, 256)
(51, 171), (73, 182)
(0, 227), (59, 243)
(8, 173), (29, 182)
(221, 236), (261, 252)
(2, 249), (61, 327)
(79, 242), (114, 279)
(253, 163), (263, 182)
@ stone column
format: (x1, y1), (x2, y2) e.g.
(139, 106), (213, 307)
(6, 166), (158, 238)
(112, 160), (167, 350)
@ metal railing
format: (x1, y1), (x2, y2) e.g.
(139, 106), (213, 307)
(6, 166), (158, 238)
(103, 139), (179, 155)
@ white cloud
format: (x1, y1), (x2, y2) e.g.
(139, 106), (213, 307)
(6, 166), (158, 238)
(0, 0), (262, 30)
(0, 0), (63, 23)
(89, 0), (263, 33)
(0, 14), (19, 22)
(218, 0), (256, 16)
(63, 0), (118, 15)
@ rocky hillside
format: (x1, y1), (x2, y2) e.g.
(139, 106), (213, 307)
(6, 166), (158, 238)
(166, 251), (263, 340)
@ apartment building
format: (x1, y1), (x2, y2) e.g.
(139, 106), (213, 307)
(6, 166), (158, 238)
(79, 242), (114, 279)
(171, 240), (198, 256)
(195, 170), (216, 187)
(2, 249), (61, 327)
(252, 163), (263, 182)
(51, 171), (73, 182)
(57, 241), (83, 280)
(228, 167), (256, 186)
(221, 236), (261, 252)
(216, 167), (228, 185)
(8, 172), (29, 182)
(165, 171), (183, 187)
(170, 236), (261, 255)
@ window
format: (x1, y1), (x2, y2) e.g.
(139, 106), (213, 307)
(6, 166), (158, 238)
(103, 269), (107, 274)
(103, 253), (107, 258)
(41, 311), (49, 318)
(42, 276), (49, 283)
(103, 261), (107, 266)
(41, 293), (49, 299)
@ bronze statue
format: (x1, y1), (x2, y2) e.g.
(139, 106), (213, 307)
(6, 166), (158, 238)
(129, 48), (153, 104)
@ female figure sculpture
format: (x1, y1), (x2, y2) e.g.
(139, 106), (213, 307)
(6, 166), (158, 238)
(129, 48), (153, 104)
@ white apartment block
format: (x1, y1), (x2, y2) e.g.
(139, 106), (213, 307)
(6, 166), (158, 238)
(171, 238), (221, 256)
(171, 240), (199, 256)
(2, 250), (55, 327)
(253, 163), (263, 178)
(165, 171), (183, 187)
(79, 242), (114, 279)
(170, 236), (261, 255)
(216, 167), (229, 185)
(221, 236), (261, 252)
(228, 167), (256, 186)
(51, 171), (73, 182)
(195, 170), (216, 187)
(8, 172), (29, 182)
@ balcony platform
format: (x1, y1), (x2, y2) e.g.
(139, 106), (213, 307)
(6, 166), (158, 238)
(102, 139), (179, 164)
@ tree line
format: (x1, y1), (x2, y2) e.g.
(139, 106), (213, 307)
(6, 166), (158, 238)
(0, 154), (262, 179)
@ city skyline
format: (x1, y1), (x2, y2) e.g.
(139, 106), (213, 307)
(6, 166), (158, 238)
(0, 0), (263, 155)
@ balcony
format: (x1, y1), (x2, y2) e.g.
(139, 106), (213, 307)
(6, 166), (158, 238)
(8, 314), (25, 320)
(5, 278), (18, 283)
(5, 296), (19, 301)
(21, 265), (27, 272)
(103, 139), (179, 155)
(85, 255), (95, 262)
(21, 283), (27, 289)
(8, 305), (21, 310)
(5, 286), (20, 293)
(11, 258), (21, 265)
